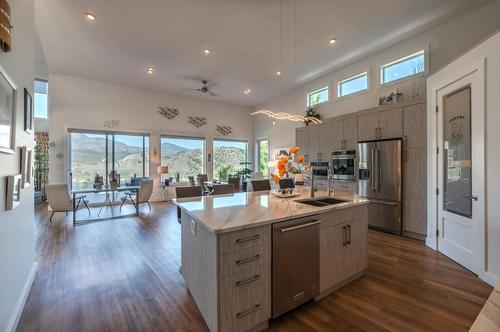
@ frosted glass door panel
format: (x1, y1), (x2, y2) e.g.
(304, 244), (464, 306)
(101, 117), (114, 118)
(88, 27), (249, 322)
(443, 86), (472, 218)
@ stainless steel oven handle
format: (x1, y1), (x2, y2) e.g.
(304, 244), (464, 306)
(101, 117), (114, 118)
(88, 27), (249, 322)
(280, 220), (321, 233)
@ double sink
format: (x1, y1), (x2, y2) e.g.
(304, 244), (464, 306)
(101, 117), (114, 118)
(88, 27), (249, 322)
(296, 197), (348, 207)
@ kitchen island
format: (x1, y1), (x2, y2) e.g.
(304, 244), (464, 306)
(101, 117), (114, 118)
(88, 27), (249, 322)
(175, 188), (369, 332)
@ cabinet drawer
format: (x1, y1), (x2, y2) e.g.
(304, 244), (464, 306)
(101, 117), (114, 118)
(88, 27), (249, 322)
(220, 244), (270, 277)
(220, 283), (271, 332)
(219, 255), (270, 299)
(219, 226), (271, 254)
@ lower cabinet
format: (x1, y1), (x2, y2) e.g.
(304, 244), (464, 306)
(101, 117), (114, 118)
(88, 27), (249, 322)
(319, 208), (368, 293)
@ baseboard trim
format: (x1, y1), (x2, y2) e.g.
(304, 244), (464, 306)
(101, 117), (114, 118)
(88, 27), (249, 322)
(481, 271), (499, 287)
(6, 262), (37, 332)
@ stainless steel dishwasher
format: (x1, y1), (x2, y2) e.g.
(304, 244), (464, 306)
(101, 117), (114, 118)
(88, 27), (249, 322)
(272, 216), (320, 318)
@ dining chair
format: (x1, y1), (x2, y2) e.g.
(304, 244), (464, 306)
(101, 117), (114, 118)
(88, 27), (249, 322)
(46, 184), (90, 222)
(188, 176), (196, 186)
(198, 174), (208, 183)
(251, 179), (271, 191)
(196, 175), (208, 194)
(227, 176), (241, 192)
(279, 178), (295, 189)
(175, 186), (203, 223)
(213, 184), (235, 195)
(120, 178), (154, 211)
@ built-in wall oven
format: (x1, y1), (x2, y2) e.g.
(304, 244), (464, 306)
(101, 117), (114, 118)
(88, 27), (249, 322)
(310, 161), (330, 180)
(331, 150), (357, 181)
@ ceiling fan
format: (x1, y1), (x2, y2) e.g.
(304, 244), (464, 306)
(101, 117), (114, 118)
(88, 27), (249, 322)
(184, 80), (218, 97)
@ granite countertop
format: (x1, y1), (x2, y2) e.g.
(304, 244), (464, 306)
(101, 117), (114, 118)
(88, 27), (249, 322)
(174, 187), (369, 234)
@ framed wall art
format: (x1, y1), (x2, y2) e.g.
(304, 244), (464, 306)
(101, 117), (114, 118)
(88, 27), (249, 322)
(0, 66), (16, 154)
(24, 88), (33, 133)
(6, 174), (22, 210)
(20, 146), (33, 188)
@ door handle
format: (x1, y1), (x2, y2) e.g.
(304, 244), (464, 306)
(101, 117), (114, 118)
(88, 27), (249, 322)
(347, 224), (351, 244)
(467, 195), (479, 201)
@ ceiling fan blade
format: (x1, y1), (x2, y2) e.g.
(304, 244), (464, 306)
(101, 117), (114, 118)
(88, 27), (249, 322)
(182, 88), (202, 91)
(208, 91), (218, 97)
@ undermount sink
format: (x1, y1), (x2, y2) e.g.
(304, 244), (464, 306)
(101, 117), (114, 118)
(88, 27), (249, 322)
(296, 198), (349, 207)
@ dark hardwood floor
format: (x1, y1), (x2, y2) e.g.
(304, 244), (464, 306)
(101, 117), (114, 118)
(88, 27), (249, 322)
(18, 203), (492, 332)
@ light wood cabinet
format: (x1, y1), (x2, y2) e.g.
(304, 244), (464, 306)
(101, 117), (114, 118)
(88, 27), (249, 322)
(317, 123), (331, 161)
(357, 112), (378, 141)
(308, 125), (321, 161)
(378, 108), (403, 139)
(403, 103), (427, 148)
(319, 206), (369, 294)
(358, 107), (403, 141)
(403, 147), (427, 239)
(342, 117), (358, 150)
(329, 120), (344, 152)
(295, 127), (309, 161)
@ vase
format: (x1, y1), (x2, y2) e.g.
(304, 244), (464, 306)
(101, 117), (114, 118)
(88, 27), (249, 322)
(294, 173), (304, 185)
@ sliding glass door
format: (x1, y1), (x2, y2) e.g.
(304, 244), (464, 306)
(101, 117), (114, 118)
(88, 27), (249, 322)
(213, 139), (248, 181)
(69, 130), (149, 190)
(256, 138), (268, 175)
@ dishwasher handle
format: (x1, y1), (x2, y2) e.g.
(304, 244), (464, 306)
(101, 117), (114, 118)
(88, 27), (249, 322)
(280, 220), (321, 233)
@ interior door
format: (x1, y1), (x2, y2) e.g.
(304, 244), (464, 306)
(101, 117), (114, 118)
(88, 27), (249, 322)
(436, 69), (484, 274)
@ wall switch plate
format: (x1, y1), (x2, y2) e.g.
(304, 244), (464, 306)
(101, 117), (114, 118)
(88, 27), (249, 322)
(191, 219), (196, 235)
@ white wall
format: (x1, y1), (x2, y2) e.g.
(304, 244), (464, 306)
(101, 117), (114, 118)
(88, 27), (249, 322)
(426, 31), (500, 286)
(254, 1), (500, 151)
(0, 0), (37, 331)
(48, 74), (254, 200)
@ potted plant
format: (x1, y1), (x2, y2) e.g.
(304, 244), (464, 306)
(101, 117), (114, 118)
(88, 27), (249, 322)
(272, 146), (307, 185)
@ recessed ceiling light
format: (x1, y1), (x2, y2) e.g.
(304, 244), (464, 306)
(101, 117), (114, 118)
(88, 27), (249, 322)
(146, 66), (155, 75)
(202, 48), (211, 55)
(244, 89), (252, 95)
(329, 38), (337, 45)
(275, 70), (282, 77)
(85, 12), (96, 21)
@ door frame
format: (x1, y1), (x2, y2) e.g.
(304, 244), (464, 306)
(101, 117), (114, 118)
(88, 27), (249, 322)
(427, 58), (486, 276)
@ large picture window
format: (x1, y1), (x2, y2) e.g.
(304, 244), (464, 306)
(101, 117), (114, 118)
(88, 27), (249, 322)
(160, 136), (205, 182)
(69, 130), (149, 190)
(213, 139), (248, 181)
(256, 138), (268, 175)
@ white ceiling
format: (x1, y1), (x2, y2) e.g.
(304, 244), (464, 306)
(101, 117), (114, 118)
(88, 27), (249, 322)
(35, 0), (492, 107)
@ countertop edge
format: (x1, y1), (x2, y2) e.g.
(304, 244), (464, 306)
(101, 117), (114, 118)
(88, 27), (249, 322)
(175, 199), (369, 235)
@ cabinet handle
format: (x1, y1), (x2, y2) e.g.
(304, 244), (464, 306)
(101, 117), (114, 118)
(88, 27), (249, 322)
(236, 274), (261, 287)
(236, 255), (261, 265)
(236, 304), (262, 319)
(342, 225), (347, 246)
(236, 234), (260, 243)
(347, 224), (351, 244)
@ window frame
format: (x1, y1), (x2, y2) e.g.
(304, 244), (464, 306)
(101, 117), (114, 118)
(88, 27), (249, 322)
(159, 134), (207, 183)
(68, 128), (150, 190)
(336, 70), (369, 99)
(306, 85), (330, 108)
(212, 137), (249, 180)
(255, 137), (269, 176)
(34, 78), (49, 119)
(379, 48), (428, 86)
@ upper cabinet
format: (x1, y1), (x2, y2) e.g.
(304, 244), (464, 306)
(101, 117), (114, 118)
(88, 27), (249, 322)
(342, 117), (358, 150)
(358, 108), (403, 141)
(329, 121), (344, 152)
(295, 127), (309, 161)
(318, 123), (333, 161)
(403, 103), (427, 148)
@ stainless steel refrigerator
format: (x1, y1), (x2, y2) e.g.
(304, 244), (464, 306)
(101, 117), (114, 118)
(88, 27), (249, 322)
(358, 139), (402, 235)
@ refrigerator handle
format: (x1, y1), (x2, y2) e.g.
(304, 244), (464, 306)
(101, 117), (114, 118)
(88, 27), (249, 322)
(370, 149), (375, 191)
(375, 149), (381, 192)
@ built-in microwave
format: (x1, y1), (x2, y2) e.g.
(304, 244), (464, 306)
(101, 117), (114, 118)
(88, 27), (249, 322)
(310, 161), (330, 180)
(331, 150), (357, 181)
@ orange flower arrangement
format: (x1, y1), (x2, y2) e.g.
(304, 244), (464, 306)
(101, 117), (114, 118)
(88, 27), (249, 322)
(272, 146), (306, 179)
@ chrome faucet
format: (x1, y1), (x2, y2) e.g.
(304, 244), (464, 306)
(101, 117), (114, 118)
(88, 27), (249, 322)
(307, 166), (317, 198)
(327, 171), (334, 196)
